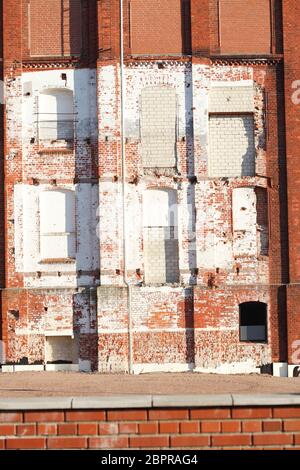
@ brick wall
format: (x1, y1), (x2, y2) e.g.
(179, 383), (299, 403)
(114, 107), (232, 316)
(29, 0), (82, 57)
(0, 0), (293, 374)
(219, 0), (272, 54)
(130, 0), (185, 55)
(1, 403), (300, 449)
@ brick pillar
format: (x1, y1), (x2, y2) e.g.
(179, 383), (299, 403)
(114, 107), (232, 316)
(283, 0), (300, 362)
(0, 0), (3, 344)
(264, 64), (288, 363)
(98, 0), (121, 61)
(190, 0), (210, 54)
(0, 0), (4, 295)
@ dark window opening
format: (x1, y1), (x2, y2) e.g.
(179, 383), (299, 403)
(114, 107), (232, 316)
(239, 302), (267, 343)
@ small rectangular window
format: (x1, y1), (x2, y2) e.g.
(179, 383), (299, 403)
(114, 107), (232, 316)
(239, 302), (267, 342)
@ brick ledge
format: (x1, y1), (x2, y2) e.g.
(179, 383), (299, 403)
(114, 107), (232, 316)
(1, 394), (300, 410)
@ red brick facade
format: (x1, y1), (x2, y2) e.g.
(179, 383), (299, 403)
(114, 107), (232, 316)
(1, 404), (300, 449)
(0, 1), (298, 375)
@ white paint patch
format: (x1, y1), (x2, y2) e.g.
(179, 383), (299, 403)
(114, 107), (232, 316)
(132, 363), (195, 374)
(45, 364), (79, 372)
(194, 361), (261, 375)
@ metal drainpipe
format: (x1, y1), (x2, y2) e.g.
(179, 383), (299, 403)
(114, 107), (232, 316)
(120, 0), (133, 375)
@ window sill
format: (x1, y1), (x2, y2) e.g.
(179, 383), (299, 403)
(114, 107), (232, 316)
(39, 258), (76, 265)
(38, 148), (74, 155)
(239, 341), (268, 345)
(143, 167), (178, 177)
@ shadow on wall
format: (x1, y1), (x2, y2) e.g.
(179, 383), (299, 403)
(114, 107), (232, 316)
(240, 114), (256, 177)
(181, 0), (192, 55)
(184, 62), (196, 366)
(275, 63), (289, 362)
(71, 0), (99, 371)
(0, 0), (4, 344)
(69, 0), (82, 56)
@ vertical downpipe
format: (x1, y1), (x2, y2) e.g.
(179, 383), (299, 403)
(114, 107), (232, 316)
(120, 0), (133, 374)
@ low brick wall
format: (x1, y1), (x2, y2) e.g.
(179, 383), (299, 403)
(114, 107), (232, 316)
(1, 395), (300, 449)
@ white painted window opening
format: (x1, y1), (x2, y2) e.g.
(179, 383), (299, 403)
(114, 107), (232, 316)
(38, 88), (75, 142)
(143, 188), (179, 284)
(239, 302), (267, 343)
(39, 190), (76, 261)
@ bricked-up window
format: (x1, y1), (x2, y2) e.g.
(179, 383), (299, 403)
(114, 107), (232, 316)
(29, 0), (82, 57)
(209, 114), (255, 177)
(239, 302), (267, 343)
(40, 190), (76, 261)
(219, 0), (271, 54)
(38, 89), (74, 142)
(130, 0), (191, 55)
(141, 87), (177, 168)
(143, 189), (179, 284)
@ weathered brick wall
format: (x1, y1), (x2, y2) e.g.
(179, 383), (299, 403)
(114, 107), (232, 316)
(0, 0), (293, 374)
(1, 288), (98, 371)
(1, 404), (300, 449)
(97, 285), (271, 374)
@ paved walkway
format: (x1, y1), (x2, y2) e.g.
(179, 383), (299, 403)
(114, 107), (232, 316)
(0, 372), (300, 397)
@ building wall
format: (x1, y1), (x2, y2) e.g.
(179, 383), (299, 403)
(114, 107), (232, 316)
(0, 0), (295, 374)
